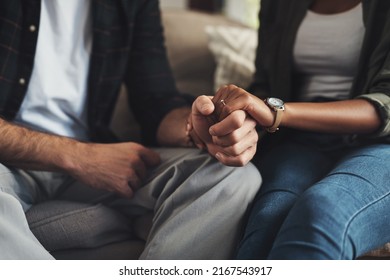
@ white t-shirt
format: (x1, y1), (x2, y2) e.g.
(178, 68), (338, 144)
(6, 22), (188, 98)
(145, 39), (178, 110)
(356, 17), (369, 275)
(15, 0), (92, 141)
(293, 3), (365, 101)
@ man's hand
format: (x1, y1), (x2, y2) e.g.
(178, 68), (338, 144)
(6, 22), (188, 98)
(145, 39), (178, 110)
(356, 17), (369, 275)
(190, 95), (258, 166)
(0, 118), (161, 199)
(67, 142), (161, 198)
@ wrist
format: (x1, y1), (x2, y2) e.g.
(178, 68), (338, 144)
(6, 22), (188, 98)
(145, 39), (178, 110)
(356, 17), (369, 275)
(58, 140), (89, 174)
(157, 107), (192, 147)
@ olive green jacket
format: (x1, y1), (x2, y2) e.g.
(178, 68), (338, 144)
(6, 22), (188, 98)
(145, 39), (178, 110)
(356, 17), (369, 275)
(250, 0), (390, 140)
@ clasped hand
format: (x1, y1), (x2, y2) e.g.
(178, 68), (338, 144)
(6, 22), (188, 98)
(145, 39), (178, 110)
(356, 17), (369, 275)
(188, 93), (258, 166)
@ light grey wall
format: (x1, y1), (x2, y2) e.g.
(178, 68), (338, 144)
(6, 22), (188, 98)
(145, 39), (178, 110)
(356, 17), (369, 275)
(160, 0), (188, 10)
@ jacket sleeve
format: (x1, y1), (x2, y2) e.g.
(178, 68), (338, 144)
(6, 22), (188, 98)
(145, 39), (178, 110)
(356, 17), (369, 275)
(356, 40), (390, 139)
(247, 0), (273, 99)
(357, 93), (390, 138)
(124, 0), (194, 146)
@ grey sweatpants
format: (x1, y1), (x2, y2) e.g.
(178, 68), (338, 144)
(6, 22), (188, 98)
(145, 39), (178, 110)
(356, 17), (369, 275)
(0, 148), (261, 259)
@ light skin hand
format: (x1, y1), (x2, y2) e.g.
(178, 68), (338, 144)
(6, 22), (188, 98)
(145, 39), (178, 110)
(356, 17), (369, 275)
(189, 95), (258, 166)
(0, 118), (160, 199)
(68, 142), (161, 198)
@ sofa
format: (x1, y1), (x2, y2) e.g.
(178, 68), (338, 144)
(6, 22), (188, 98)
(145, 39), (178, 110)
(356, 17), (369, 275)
(25, 9), (390, 260)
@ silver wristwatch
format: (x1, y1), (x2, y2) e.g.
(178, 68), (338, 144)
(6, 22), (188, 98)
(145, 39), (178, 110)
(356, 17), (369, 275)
(264, 97), (285, 133)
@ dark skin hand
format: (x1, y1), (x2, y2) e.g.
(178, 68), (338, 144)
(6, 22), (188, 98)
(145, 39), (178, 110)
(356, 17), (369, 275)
(213, 85), (381, 135)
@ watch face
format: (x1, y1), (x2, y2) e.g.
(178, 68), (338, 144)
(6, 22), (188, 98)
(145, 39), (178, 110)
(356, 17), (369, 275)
(267, 97), (284, 108)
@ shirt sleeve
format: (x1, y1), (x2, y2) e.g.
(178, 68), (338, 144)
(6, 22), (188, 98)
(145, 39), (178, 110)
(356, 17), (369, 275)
(356, 43), (390, 139)
(124, 0), (193, 146)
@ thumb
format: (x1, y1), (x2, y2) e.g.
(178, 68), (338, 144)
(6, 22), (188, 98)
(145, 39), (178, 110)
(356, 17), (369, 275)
(192, 95), (215, 117)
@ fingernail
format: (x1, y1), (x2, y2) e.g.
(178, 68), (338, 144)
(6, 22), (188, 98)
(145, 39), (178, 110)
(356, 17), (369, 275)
(209, 128), (216, 136)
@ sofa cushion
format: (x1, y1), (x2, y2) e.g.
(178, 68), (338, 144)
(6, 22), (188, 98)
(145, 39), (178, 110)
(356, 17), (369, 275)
(51, 240), (145, 260)
(26, 200), (133, 252)
(162, 10), (244, 96)
(206, 25), (257, 91)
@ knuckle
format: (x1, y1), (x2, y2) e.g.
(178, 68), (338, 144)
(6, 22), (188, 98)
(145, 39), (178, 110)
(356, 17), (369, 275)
(229, 131), (240, 143)
(227, 84), (237, 91)
(242, 94), (251, 103)
(235, 157), (247, 167)
(226, 145), (241, 157)
(231, 113), (245, 127)
(252, 131), (259, 142)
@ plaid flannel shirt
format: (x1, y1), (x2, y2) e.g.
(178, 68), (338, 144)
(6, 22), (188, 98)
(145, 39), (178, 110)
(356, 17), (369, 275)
(0, 0), (193, 144)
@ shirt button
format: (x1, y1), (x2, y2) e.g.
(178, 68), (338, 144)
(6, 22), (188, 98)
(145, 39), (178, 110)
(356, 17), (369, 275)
(29, 25), (37, 32)
(19, 78), (26, 85)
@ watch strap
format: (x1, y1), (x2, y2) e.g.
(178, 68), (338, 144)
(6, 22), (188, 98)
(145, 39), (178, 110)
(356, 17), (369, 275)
(265, 108), (283, 133)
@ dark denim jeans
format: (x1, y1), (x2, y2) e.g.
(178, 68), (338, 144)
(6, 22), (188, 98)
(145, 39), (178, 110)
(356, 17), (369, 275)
(236, 132), (390, 259)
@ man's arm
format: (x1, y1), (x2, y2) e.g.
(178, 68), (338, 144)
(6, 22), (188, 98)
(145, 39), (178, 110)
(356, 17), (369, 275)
(0, 118), (79, 171)
(0, 118), (160, 198)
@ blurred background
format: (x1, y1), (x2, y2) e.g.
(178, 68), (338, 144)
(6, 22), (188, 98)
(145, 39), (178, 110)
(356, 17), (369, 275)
(160, 0), (260, 28)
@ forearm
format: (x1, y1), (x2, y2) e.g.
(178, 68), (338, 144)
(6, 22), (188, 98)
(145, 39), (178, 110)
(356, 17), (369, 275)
(0, 118), (82, 172)
(282, 99), (381, 134)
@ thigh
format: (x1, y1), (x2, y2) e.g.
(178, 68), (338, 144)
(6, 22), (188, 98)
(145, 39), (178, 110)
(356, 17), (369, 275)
(256, 142), (335, 196)
(56, 148), (223, 214)
(139, 148), (261, 259)
(236, 142), (335, 259)
(0, 163), (69, 211)
(65, 147), (259, 215)
(270, 143), (390, 259)
(0, 165), (56, 259)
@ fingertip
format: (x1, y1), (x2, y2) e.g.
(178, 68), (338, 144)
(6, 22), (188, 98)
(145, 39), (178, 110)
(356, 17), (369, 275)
(196, 95), (214, 115)
(209, 127), (216, 136)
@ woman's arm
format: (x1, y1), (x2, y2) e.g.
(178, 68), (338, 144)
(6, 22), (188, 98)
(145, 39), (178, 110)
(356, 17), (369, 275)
(282, 99), (381, 134)
(212, 85), (382, 135)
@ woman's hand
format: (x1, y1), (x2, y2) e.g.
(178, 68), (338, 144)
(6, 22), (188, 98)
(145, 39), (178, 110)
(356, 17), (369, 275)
(212, 85), (275, 128)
